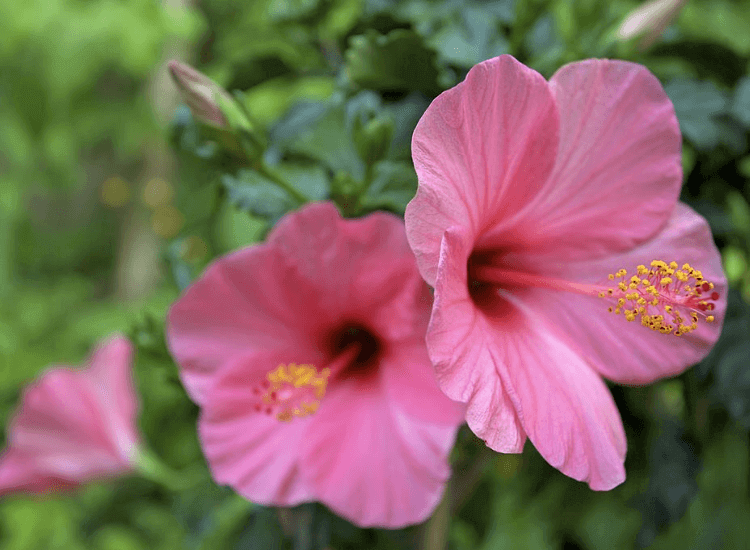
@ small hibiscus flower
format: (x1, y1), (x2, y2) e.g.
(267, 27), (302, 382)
(405, 55), (726, 490)
(166, 202), (464, 528)
(0, 335), (141, 495)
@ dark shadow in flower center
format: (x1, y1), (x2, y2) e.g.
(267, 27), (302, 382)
(327, 322), (382, 377)
(467, 250), (516, 321)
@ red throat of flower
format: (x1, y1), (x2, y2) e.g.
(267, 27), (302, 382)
(598, 260), (717, 336)
(469, 257), (718, 337)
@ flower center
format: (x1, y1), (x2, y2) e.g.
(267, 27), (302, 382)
(468, 254), (718, 337)
(598, 260), (717, 336)
(251, 363), (330, 422)
(328, 322), (381, 375)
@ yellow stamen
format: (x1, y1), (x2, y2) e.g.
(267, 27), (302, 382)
(599, 259), (719, 337)
(261, 363), (330, 422)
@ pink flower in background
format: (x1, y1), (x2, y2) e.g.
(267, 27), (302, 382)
(167, 202), (464, 528)
(0, 335), (141, 495)
(405, 55), (726, 490)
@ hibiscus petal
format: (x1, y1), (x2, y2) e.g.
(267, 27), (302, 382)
(529, 202), (727, 384)
(84, 335), (141, 463)
(199, 351), (318, 506)
(166, 245), (325, 404)
(429, 232), (625, 489)
(300, 377), (457, 528)
(380, 340), (466, 425)
(429, 227), (526, 451)
(269, 202), (426, 335)
(11, 369), (130, 478)
(406, 55), (559, 286)
(492, 295), (628, 490)
(524, 59), (682, 261)
(0, 449), (77, 495)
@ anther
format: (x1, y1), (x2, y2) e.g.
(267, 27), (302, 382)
(252, 363), (330, 422)
(598, 259), (719, 337)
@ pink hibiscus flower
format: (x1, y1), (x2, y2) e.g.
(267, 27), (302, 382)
(0, 335), (141, 495)
(405, 55), (727, 490)
(166, 202), (465, 528)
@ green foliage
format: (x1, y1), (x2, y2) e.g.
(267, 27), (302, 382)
(345, 30), (441, 94)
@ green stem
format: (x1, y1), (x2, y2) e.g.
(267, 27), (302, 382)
(197, 494), (256, 550)
(420, 479), (451, 550)
(134, 446), (204, 492)
(256, 162), (308, 205)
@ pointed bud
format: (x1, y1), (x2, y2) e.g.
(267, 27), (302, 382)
(617, 0), (688, 49)
(168, 60), (233, 129)
(353, 115), (394, 167)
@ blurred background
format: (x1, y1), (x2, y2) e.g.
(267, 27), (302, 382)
(1, 0), (749, 548)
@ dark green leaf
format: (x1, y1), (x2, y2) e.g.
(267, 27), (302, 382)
(634, 420), (700, 548)
(235, 507), (286, 550)
(221, 170), (296, 224)
(664, 79), (731, 151)
(731, 76), (750, 128)
(270, 96), (366, 180)
(427, 5), (509, 68)
(345, 30), (441, 95)
(360, 160), (417, 213)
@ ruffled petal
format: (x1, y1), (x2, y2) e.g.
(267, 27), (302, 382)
(406, 55), (559, 286)
(429, 232), (626, 489)
(199, 351), (319, 506)
(528, 202), (727, 384)
(300, 377), (457, 528)
(514, 59), (682, 261)
(491, 295), (628, 490)
(428, 227), (526, 451)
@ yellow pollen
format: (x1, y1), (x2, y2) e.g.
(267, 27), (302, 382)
(261, 363), (330, 422)
(599, 259), (719, 337)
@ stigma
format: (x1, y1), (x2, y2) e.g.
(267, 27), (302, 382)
(251, 363), (330, 422)
(598, 260), (718, 336)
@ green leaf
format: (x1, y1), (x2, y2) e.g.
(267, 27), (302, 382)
(681, 0), (750, 56)
(697, 290), (750, 427)
(360, 160), (417, 213)
(270, 97), (365, 180)
(345, 29), (441, 95)
(275, 163), (330, 202)
(234, 507), (286, 550)
(634, 419), (701, 547)
(242, 76), (336, 127)
(426, 5), (509, 68)
(731, 76), (750, 128)
(713, 343), (750, 427)
(726, 189), (750, 237)
(664, 78), (736, 151)
(221, 169), (295, 224)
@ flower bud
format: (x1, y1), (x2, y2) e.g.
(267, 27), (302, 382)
(353, 115), (394, 167)
(617, 0), (688, 49)
(168, 60), (234, 129)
